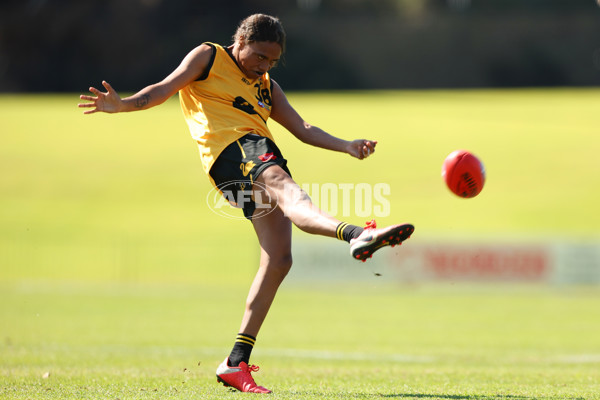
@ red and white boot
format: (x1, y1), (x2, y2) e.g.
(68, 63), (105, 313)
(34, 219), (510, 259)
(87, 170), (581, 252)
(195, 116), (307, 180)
(350, 219), (414, 262)
(216, 358), (271, 393)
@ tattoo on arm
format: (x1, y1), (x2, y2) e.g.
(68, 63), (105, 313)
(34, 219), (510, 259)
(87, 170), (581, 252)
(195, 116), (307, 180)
(135, 94), (151, 108)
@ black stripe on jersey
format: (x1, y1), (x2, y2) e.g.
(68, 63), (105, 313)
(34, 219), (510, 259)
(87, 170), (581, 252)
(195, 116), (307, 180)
(196, 43), (217, 81)
(232, 96), (267, 124)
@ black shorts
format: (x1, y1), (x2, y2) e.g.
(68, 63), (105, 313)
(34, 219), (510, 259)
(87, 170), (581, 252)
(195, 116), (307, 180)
(209, 133), (291, 220)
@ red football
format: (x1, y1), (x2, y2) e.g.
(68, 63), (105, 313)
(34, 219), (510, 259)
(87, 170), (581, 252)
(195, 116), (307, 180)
(441, 150), (486, 198)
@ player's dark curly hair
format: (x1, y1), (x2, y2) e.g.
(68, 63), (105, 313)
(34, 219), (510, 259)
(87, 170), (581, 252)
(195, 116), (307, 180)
(233, 14), (286, 53)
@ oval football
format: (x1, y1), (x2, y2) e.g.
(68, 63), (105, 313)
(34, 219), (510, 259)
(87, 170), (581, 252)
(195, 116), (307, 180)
(442, 150), (485, 198)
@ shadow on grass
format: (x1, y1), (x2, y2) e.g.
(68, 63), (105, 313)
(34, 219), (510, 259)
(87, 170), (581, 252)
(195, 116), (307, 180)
(380, 394), (585, 400)
(283, 392), (586, 400)
(282, 392), (585, 400)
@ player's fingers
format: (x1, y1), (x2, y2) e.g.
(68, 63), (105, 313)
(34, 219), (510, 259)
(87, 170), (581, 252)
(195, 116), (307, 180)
(89, 86), (102, 96)
(102, 80), (114, 93)
(79, 95), (96, 101)
(82, 108), (98, 115)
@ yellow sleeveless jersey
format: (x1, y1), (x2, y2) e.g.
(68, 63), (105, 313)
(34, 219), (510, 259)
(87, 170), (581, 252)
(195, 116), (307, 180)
(179, 42), (275, 174)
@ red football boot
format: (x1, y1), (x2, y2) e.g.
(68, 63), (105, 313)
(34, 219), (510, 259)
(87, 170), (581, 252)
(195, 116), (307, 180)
(216, 358), (271, 393)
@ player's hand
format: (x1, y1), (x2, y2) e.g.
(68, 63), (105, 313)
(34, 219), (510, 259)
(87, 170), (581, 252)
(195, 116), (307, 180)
(78, 81), (122, 114)
(347, 139), (377, 160)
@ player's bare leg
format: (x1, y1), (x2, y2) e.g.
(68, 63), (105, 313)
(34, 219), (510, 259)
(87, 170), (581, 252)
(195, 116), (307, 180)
(241, 205), (293, 337)
(216, 206), (291, 393)
(255, 165), (340, 237)
(256, 165), (414, 261)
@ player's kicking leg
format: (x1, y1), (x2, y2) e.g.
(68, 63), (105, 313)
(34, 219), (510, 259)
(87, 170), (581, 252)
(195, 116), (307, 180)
(255, 165), (414, 260)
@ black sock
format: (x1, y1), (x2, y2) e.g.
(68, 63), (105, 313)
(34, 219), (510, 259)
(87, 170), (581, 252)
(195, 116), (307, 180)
(228, 333), (256, 367)
(336, 222), (364, 243)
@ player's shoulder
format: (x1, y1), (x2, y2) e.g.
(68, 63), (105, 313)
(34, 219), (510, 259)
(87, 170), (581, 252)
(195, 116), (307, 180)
(270, 79), (288, 103)
(188, 43), (217, 61)
(270, 78), (282, 93)
(185, 43), (220, 81)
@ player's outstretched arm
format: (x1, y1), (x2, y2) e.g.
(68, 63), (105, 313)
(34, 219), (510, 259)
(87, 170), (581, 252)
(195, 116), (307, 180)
(270, 80), (377, 160)
(78, 44), (214, 115)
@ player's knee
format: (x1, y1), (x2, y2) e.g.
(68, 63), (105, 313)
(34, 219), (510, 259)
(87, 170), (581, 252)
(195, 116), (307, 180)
(278, 252), (293, 274)
(268, 253), (293, 279)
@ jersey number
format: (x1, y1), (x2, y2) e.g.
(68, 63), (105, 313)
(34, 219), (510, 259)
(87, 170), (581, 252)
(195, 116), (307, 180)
(254, 84), (272, 106)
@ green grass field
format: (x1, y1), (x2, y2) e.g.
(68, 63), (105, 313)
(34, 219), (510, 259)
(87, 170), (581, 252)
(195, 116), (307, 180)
(1, 89), (599, 399)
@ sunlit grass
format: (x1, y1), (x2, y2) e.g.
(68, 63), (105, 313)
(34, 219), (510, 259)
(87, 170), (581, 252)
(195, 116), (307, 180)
(1, 90), (600, 399)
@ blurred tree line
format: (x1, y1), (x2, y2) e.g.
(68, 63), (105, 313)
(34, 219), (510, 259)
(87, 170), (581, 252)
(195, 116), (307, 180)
(0, 0), (599, 92)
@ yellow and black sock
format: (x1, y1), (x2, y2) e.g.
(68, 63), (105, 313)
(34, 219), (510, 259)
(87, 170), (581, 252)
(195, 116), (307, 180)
(228, 333), (256, 367)
(336, 222), (364, 243)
